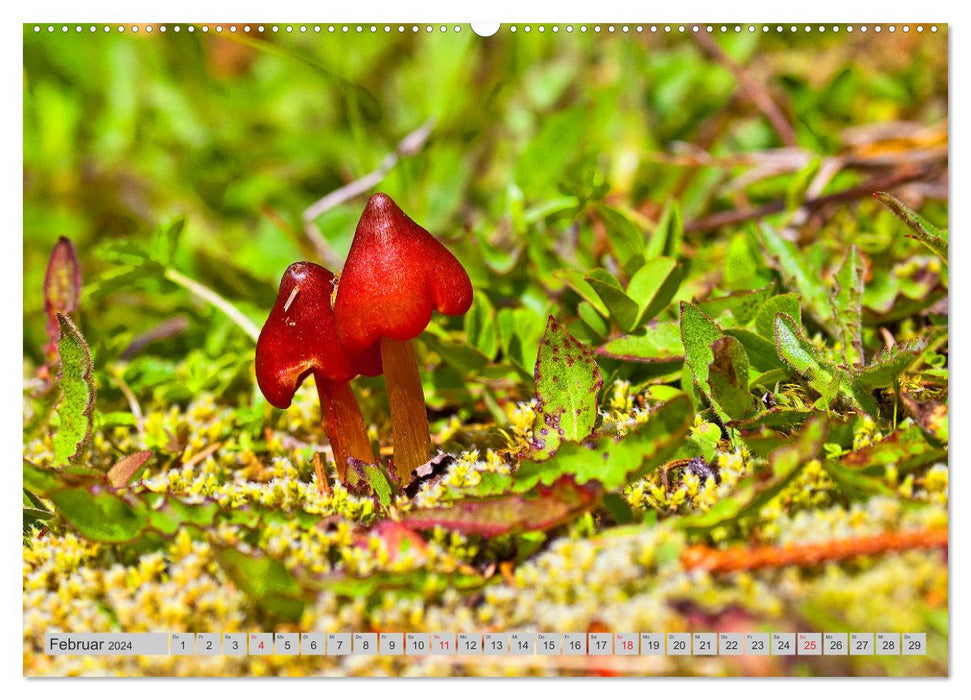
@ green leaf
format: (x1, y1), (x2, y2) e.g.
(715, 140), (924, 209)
(597, 204), (646, 273)
(464, 292), (499, 359)
(144, 496), (221, 536)
(646, 199), (683, 260)
(23, 506), (53, 533)
(730, 408), (814, 432)
(822, 461), (895, 500)
(601, 493), (635, 524)
(362, 463), (393, 510)
(49, 488), (148, 543)
(585, 268), (639, 331)
(23, 487), (49, 512)
(497, 306), (545, 372)
(517, 394), (693, 491)
(216, 548), (304, 622)
(852, 344), (921, 389)
(154, 217), (185, 266)
(577, 301), (609, 338)
(421, 332), (490, 376)
(831, 246), (865, 365)
(23, 487), (53, 535)
(559, 155), (610, 203)
(23, 460), (63, 495)
(52, 314), (95, 465)
(626, 256), (682, 327)
(758, 224), (832, 322)
(531, 317), (603, 459)
(315, 568), (489, 602)
(679, 302), (724, 399)
(699, 285), (774, 326)
(595, 321), (683, 363)
(707, 336), (756, 420)
(553, 269), (609, 317)
(773, 313), (836, 384)
(93, 240), (154, 266)
(754, 293), (802, 341)
(774, 313), (879, 414)
(515, 106), (589, 197)
(875, 192), (948, 265)
(83, 263), (159, 302)
(474, 226), (521, 275)
(724, 328), (787, 372)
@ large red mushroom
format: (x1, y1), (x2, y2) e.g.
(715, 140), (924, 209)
(256, 262), (381, 482)
(333, 193), (472, 480)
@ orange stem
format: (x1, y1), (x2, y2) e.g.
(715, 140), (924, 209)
(315, 374), (374, 484)
(681, 528), (948, 574)
(379, 337), (431, 481)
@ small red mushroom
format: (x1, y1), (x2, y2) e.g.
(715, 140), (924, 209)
(333, 193), (472, 480)
(256, 262), (381, 482)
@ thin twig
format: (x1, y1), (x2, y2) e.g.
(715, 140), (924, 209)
(119, 315), (190, 360)
(652, 145), (809, 170)
(302, 119), (435, 266)
(164, 268), (261, 342)
(693, 31), (797, 148)
(110, 366), (144, 433)
(182, 441), (222, 470)
(684, 167), (934, 233)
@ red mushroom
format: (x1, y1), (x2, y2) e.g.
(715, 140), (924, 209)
(333, 193), (472, 480)
(256, 262), (381, 482)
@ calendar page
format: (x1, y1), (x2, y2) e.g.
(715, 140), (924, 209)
(22, 20), (949, 678)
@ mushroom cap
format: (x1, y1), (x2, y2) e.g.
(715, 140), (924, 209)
(256, 262), (382, 409)
(334, 193), (473, 351)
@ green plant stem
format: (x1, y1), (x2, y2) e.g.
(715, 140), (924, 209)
(164, 268), (260, 343)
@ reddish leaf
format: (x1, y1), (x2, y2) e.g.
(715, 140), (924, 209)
(360, 521), (428, 561)
(43, 237), (82, 365)
(399, 475), (601, 537)
(106, 451), (153, 488)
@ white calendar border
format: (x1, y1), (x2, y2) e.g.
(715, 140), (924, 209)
(7, 0), (963, 696)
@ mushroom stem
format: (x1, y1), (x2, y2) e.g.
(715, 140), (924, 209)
(379, 337), (431, 480)
(314, 373), (374, 483)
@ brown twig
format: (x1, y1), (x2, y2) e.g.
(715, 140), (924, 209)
(681, 528), (947, 574)
(302, 119), (434, 268)
(181, 441), (222, 470)
(313, 451), (331, 497)
(684, 167), (933, 233)
(119, 316), (190, 360)
(693, 31), (797, 148)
